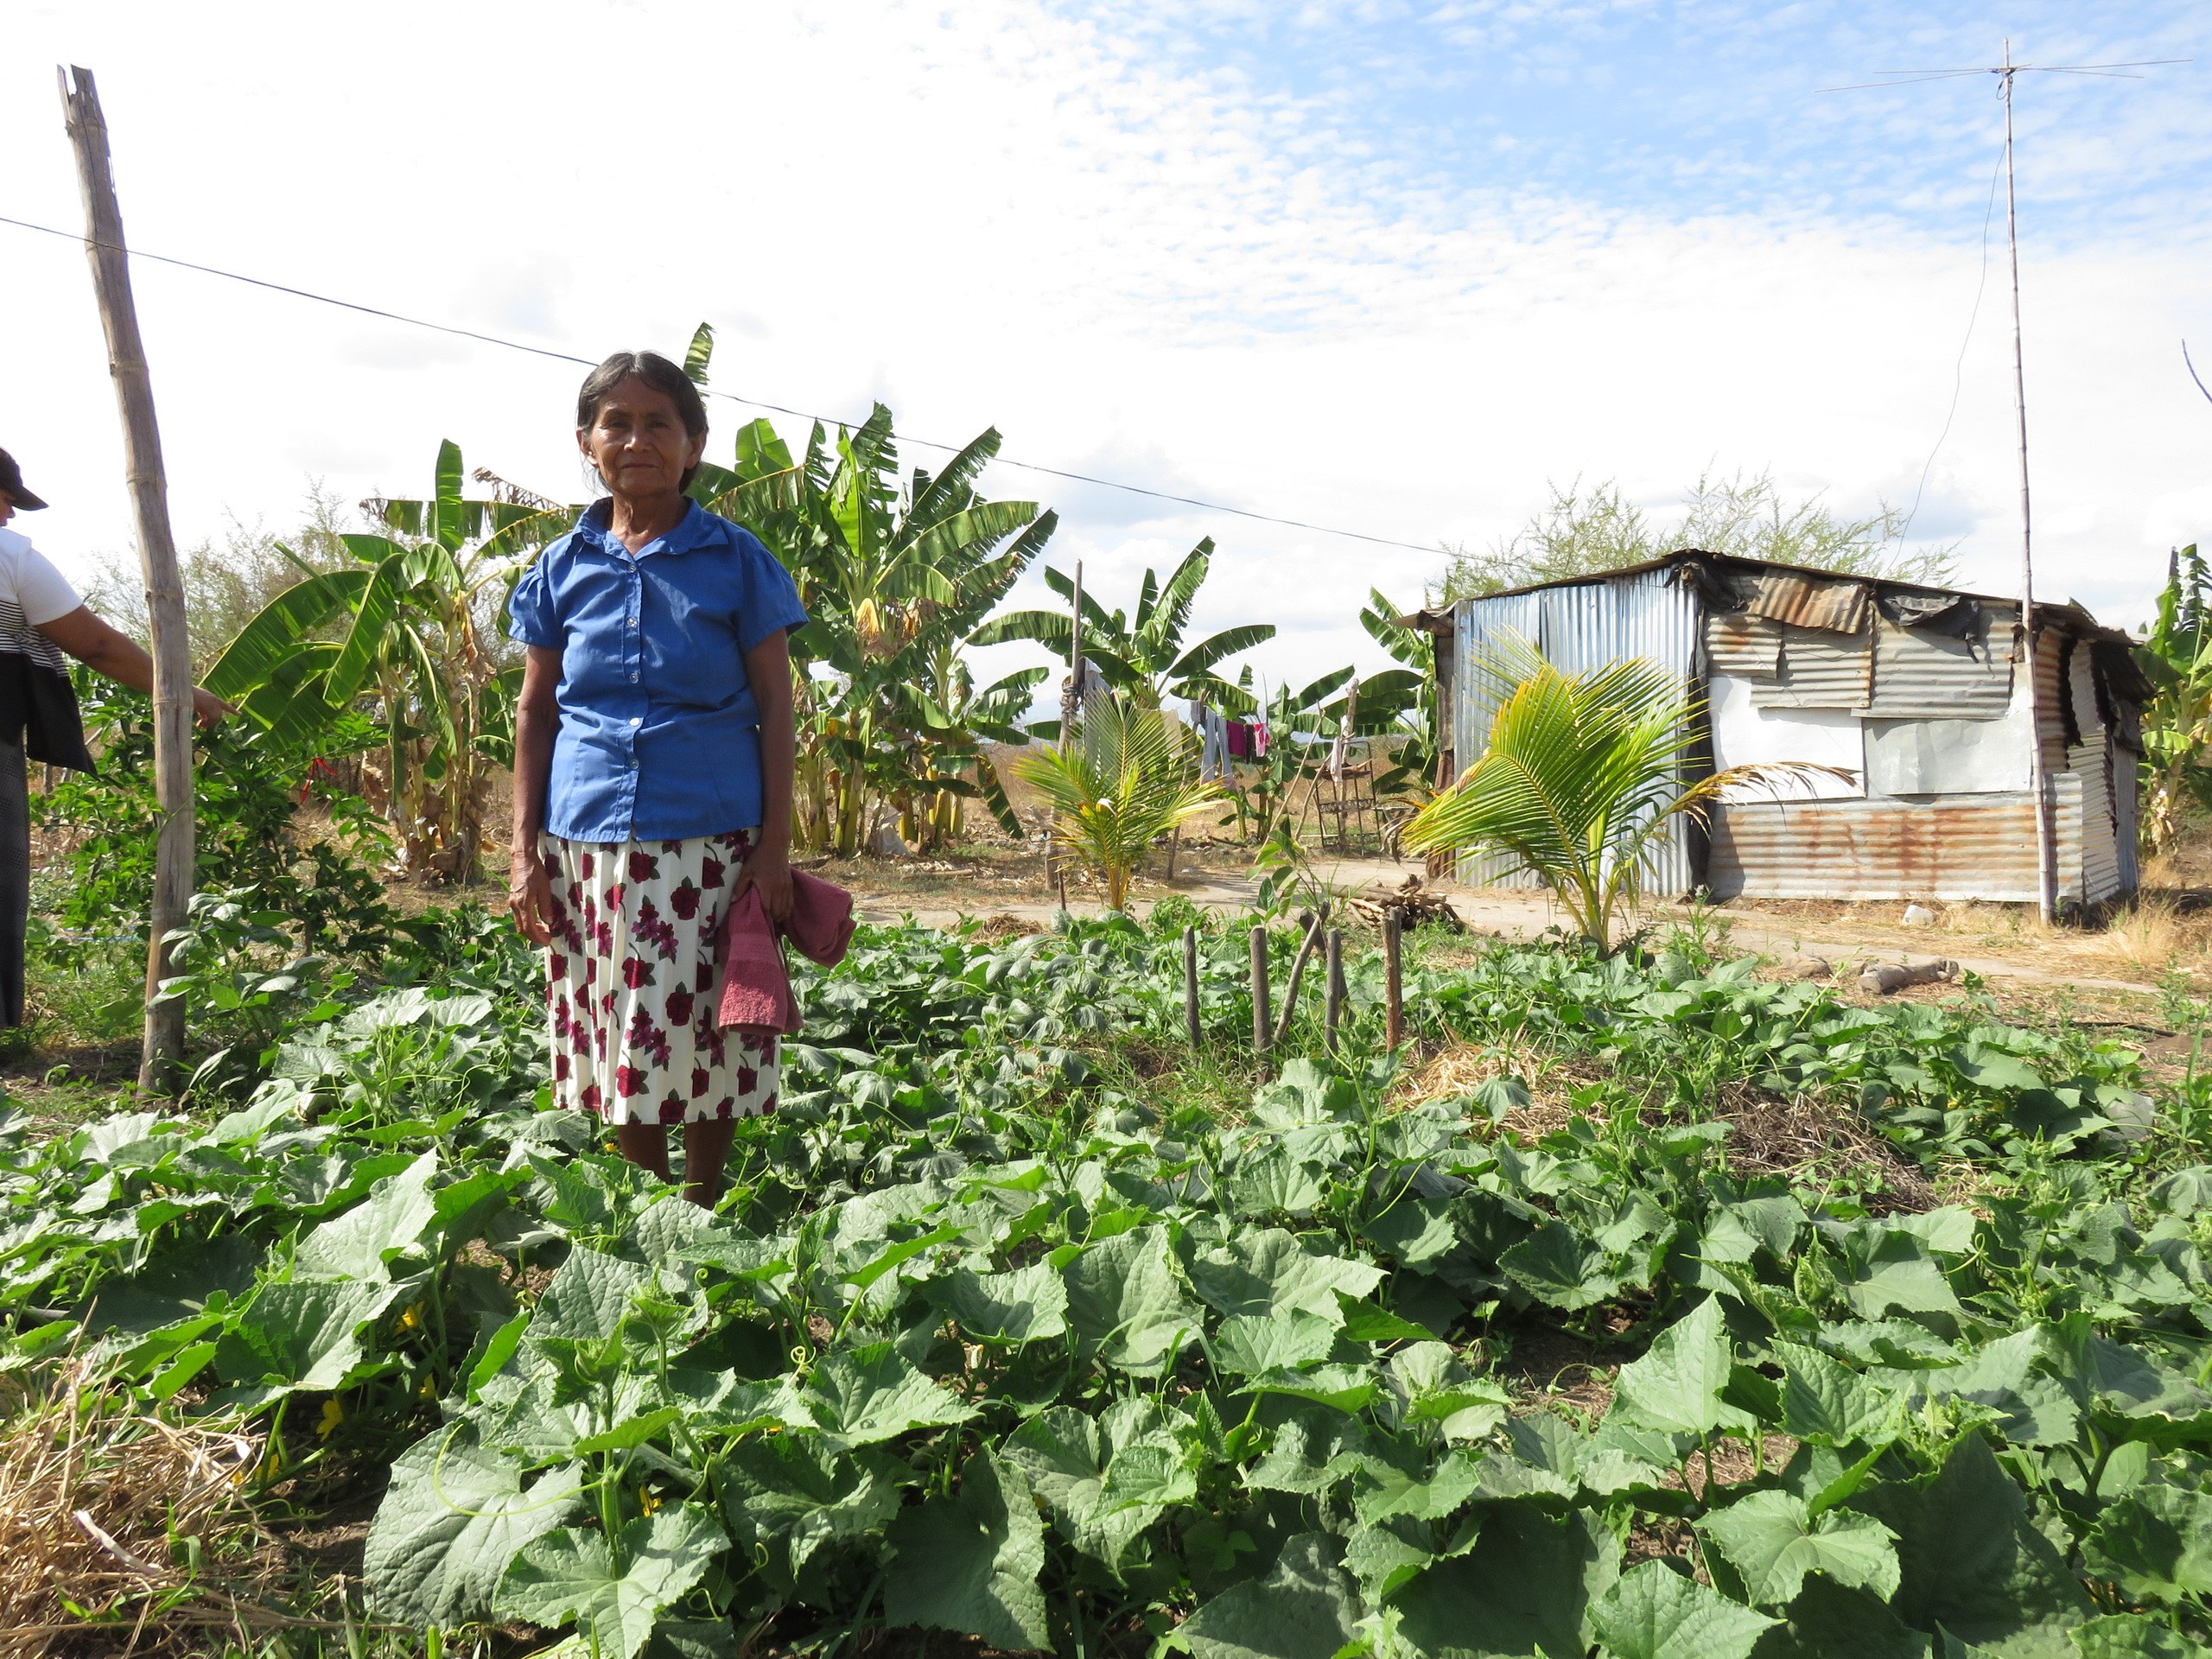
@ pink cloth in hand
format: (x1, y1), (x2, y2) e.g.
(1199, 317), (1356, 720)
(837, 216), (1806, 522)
(716, 868), (856, 1037)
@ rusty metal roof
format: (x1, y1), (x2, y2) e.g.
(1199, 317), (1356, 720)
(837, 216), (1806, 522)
(1458, 550), (2134, 652)
(1743, 569), (1872, 634)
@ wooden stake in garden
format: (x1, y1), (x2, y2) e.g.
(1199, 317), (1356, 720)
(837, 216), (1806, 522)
(1272, 904), (1326, 1050)
(1249, 925), (1270, 1077)
(60, 67), (194, 1094)
(1182, 925), (1201, 1050)
(1052, 559), (1084, 913)
(1382, 909), (1405, 1052)
(1324, 928), (1344, 1053)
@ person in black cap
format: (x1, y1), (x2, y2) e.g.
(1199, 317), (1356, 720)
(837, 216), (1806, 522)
(0, 448), (230, 1027)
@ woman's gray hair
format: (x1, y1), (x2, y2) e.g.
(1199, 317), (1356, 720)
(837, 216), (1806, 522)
(576, 351), (709, 489)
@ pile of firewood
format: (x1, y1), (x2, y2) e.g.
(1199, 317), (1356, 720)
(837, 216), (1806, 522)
(1345, 874), (1464, 932)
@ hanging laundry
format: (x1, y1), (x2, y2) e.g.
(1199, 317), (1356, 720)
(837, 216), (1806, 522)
(1226, 719), (1252, 760)
(1250, 719), (1269, 759)
(1192, 698), (1230, 782)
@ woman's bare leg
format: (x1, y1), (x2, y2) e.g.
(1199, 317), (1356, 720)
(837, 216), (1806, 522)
(681, 1119), (739, 1208)
(613, 1122), (671, 1182)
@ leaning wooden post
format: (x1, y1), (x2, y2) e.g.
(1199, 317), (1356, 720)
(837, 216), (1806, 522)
(1249, 925), (1270, 1077)
(60, 67), (194, 1095)
(1272, 904), (1327, 1050)
(1182, 925), (1201, 1050)
(1323, 928), (1345, 1053)
(1382, 909), (1405, 1053)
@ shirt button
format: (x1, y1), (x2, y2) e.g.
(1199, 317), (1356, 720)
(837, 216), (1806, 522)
(629, 671), (639, 682)
(630, 717), (641, 728)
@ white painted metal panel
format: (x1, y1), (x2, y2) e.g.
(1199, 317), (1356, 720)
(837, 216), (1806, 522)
(1708, 672), (1864, 799)
(1863, 658), (2037, 797)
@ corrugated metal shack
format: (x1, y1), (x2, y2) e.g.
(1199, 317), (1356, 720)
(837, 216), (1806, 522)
(1411, 551), (2152, 908)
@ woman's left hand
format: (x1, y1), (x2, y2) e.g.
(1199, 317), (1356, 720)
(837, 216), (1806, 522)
(736, 836), (794, 925)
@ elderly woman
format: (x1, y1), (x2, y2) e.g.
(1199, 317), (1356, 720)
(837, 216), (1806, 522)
(506, 351), (805, 1206)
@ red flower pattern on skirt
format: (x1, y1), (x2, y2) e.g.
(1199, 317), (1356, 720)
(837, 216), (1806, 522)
(539, 830), (778, 1126)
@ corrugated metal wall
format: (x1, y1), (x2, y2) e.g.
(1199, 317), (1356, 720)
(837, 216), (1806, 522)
(1451, 568), (1703, 896)
(1707, 785), (2083, 904)
(1445, 568), (2140, 908)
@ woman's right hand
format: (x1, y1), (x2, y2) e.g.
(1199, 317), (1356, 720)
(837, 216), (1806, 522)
(509, 845), (555, 945)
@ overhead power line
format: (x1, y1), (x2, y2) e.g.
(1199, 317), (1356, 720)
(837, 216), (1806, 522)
(1, 212), (1446, 556)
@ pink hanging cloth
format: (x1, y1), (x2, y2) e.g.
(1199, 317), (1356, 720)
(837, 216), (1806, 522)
(717, 868), (857, 1038)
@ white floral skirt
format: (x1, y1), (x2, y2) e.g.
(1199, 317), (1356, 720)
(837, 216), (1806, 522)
(539, 831), (779, 1127)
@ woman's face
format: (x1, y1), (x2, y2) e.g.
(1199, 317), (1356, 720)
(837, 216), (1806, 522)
(577, 378), (707, 501)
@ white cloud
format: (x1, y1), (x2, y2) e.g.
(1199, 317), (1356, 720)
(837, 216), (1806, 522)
(2, 0), (2204, 702)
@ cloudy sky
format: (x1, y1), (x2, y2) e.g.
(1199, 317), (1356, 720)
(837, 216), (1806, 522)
(5, 1), (2208, 698)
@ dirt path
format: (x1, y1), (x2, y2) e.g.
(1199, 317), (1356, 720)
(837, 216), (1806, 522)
(845, 853), (2162, 997)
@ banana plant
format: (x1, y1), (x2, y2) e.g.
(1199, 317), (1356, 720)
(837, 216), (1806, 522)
(207, 441), (569, 880)
(1357, 588), (1442, 806)
(969, 542), (1275, 721)
(2136, 543), (2212, 855)
(690, 366), (1055, 855)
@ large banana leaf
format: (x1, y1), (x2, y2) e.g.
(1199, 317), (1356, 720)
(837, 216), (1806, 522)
(903, 429), (1001, 533)
(205, 569), (372, 700)
(326, 551), (416, 706)
(1166, 624), (1277, 684)
(683, 321), (715, 385)
(1145, 543), (1215, 660)
(233, 641), (346, 750)
(908, 501), (1041, 572)
(1361, 589), (1432, 670)
(733, 418), (794, 481)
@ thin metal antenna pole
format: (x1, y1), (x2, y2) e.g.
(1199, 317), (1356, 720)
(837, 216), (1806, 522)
(2001, 40), (2057, 925)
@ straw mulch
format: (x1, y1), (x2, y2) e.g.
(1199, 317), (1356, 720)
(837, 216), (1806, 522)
(0, 1357), (289, 1658)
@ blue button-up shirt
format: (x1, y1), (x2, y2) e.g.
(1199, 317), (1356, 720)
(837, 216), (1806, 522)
(507, 499), (807, 844)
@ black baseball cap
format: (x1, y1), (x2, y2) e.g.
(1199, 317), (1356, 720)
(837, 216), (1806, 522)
(0, 450), (48, 512)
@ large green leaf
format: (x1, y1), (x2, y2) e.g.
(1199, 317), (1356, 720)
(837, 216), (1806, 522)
(1588, 1560), (1777, 1659)
(1695, 1489), (1900, 1607)
(533, 1246), (655, 1344)
(1187, 1228), (1384, 1323)
(1063, 1225), (1205, 1376)
(717, 1437), (905, 1592)
(365, 1427), (586, 1625)
(1849, 1433), (2091, 1651)
(496, 1504), (726, 1659)
(204, 568), (370, 699)
(292, 1151), (441, 1281)
(213, 1276), (407, 1397)
(1611, 1298), (1751, 1438)
(2082, 1484), (2212, 1603)
(1394, 1503), (1620, 1658)
(2069, 1614), (2198, 1658)
(934, 1262), (1068, 1344)
(1773, 1342), (1897, 1447)
(798, 1342), (976, 1447)
(1181, 1534), (1360, 1659)
(882, 1449), (1052, 1651)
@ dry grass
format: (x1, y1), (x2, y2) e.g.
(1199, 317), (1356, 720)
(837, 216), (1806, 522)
(1705, 1086), (1938, 1213)
(0, 1357), (306, 1658)
(1389, 1041), (1599, 1144)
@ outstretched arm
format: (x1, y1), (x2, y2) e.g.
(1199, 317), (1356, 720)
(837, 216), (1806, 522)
(35, 606), (230, 726)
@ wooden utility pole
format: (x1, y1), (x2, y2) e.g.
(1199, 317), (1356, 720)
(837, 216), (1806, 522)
(1999, 41), (2057, 927)
(60, 67), (194, 1091)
